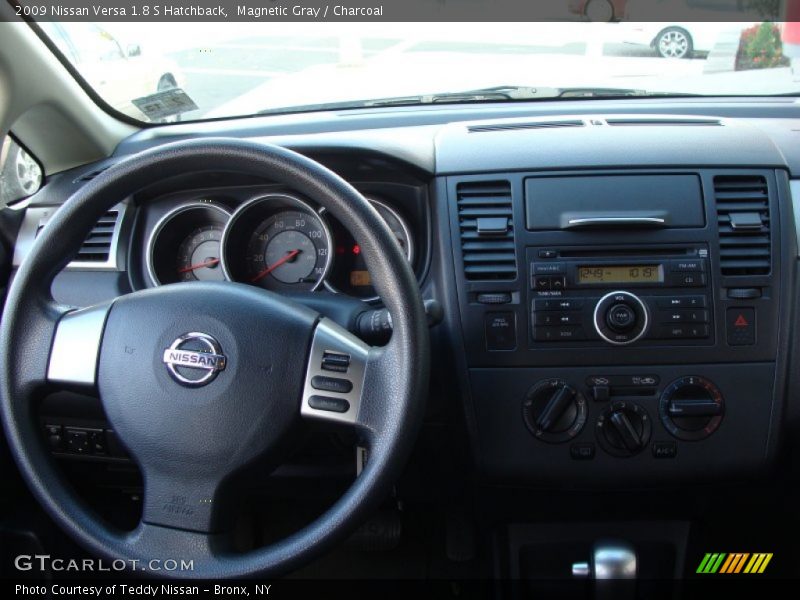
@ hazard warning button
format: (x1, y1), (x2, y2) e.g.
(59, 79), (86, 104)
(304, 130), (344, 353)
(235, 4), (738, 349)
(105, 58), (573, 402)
(726, 308), (755, 346)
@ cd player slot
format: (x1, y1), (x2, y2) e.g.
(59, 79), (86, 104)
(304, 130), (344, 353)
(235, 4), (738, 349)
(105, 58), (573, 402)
(558, 248), (693, 259)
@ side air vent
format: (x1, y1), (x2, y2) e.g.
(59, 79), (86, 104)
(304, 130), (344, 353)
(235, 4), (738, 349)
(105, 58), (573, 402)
(468, 120), (584, 133)
(74, 210), (120, 263)
(605, 117), (722, 127)
(714, 175), (771, 276)
(457, 181), (516, 280)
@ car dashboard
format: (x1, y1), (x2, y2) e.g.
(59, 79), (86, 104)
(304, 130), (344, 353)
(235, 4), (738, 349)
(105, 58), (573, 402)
(6, 96), (800, 583)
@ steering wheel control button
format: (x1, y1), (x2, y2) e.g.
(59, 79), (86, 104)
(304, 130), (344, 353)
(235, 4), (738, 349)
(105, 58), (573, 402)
(659, 376), (724, 441)
(162, 332), (227, 387)
(593, 291), (649, 345)
(321, 350), (351, 373)
(485, 312), (517, 351)
(311, 375), (353, 394)
(308, 395), (351, 413)
(726, 308), (756, 346)
(65, 428), (90, 455)
(522, 379), (587, 443)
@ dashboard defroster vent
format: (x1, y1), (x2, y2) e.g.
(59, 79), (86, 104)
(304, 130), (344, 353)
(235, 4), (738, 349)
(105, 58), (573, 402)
(713, 175), (771, 276)
(468, 120), (584, 133)
(457, 181), (517, 280)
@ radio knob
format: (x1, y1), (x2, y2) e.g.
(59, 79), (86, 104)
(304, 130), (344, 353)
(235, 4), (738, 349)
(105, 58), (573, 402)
(593, 291), (649, 345)
(659, 376), (724, 441)
(523, 379), (587, 443)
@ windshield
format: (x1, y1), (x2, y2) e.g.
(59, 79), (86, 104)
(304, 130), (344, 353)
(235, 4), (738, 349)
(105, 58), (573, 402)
(37, 20), (800, 123)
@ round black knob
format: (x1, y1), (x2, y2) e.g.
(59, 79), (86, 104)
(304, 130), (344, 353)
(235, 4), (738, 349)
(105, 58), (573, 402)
(606, 303), (636, 332)
(523, 379), (587, 443)
(595, 401), (651, 457)
(659, 376), (724, 441)
(593, 291), (649, 345)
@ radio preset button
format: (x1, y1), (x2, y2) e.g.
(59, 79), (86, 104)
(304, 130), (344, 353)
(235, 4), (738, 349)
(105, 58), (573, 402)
(535, 312), (581, 326)
(659, 309), (709, 324)
(534, 298), (584, 311)
(655, 295), (707, 309)
(533, 326), (586, 342)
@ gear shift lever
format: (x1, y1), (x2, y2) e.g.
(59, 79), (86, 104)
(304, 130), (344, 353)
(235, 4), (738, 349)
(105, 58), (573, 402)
(572, 540), (637, 600)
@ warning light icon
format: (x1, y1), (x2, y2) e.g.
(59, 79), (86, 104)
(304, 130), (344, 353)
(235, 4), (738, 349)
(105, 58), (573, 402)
(734, 314), (749, 327)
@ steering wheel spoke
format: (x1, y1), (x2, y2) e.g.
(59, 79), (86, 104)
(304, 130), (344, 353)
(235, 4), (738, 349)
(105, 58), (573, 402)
(300, 318), (372, 430)
(47, 302), (112, 390)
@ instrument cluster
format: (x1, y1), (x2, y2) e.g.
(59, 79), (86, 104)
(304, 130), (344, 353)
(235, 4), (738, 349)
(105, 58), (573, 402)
(146, 192), (415, 300)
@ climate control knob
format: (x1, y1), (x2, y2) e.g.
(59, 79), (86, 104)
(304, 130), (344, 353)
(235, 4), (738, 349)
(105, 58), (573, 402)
(595, 401), (651, 457)
(593, 291), (649, 345)
(659, 376), (724, 441)
(523, 379), (587, 443)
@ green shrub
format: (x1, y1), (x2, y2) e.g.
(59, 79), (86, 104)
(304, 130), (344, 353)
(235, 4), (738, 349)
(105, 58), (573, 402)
(736, 22), (790, 70)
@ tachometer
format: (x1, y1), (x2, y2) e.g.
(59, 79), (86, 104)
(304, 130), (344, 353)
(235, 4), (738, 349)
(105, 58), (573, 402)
(147, 203), (230, 286)
(221, 194), (332, 291)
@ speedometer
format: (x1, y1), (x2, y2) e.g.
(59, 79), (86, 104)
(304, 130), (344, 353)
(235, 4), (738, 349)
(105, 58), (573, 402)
(221, 194), (332, 292)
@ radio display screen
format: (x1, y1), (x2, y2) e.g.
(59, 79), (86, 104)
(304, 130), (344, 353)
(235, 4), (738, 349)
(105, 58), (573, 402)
(578, 265), (663, 284)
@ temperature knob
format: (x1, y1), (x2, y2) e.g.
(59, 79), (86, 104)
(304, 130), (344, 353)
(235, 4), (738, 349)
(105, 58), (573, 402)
(659, 376), (724, 441)
(522, 379), (587, 443)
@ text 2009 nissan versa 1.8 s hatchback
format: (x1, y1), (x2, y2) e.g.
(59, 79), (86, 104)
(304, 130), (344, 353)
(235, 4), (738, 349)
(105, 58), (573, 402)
(1, 5), (800, 598)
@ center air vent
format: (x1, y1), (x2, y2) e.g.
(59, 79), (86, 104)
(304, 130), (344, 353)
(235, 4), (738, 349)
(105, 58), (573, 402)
(456, 181), (516, 280)
(713, 175), (771, 276)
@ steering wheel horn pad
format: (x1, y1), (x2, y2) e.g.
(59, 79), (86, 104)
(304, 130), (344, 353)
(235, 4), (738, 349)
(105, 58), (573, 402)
(0, 139), (429, 578)
(99, 283), (318, 533)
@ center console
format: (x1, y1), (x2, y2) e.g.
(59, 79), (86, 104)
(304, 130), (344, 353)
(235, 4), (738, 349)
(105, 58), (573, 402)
(445, 165), (789, 485)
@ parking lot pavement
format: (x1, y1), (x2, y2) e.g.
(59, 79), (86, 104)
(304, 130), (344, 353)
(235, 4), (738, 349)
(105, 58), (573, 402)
(169, 31), (680, 119)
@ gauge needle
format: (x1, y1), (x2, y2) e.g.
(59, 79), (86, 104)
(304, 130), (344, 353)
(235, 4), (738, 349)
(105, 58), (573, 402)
(251, 249), (301, 283)
(178, 257), (220, 273)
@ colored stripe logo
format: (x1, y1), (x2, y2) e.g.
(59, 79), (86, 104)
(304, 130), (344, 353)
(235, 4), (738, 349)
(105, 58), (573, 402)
(696, 553), (773, 574)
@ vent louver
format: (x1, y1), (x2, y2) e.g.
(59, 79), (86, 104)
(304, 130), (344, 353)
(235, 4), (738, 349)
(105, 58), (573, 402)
(75, 210), (120, 263)
(457, 181), (516, 280)
(468, 120), (584, 133)
(714, 175), (771, 276)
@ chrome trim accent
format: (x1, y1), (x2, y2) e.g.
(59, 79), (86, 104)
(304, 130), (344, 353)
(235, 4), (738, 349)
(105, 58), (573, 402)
(566, 217), (666, 228)
(301, 318), (370, 425)
(47, 304), (110, 387)
(593, 291), (649, 346)
(321, 196), (415, 301)
(162, 332), (227, 387)
(146, 202), (231, 286)
(594, 542), (637, 579)
(790, 180), (800, 257)
(221, 193), (334, 291)
(13, 203), (128, 271)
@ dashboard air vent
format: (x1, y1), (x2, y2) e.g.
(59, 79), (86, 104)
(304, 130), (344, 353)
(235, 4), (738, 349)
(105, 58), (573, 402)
(605, 117), (722, 127)
(457, 181), (516, 280)
(468, 120), (584, 133)
(75, 210), (120, 263)
(714, 175), (770, 276)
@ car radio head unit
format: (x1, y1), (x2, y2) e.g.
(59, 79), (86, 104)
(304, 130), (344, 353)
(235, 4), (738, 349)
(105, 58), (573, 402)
(528, 245), (711, 346)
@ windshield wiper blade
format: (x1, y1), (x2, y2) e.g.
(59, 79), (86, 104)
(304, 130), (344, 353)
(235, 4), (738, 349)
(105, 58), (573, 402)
(255, 86), (704, 115)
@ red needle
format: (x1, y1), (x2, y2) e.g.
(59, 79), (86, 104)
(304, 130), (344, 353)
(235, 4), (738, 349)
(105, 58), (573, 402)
(178, 257), (220, 273)
(250, 249), (301, 283)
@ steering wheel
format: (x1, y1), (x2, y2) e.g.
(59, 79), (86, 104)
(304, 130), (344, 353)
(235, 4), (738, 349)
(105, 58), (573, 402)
(0, 139), (430, 577)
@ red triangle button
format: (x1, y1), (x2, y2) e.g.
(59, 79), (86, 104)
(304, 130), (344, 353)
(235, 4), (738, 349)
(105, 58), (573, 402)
(734, 314), (749, 327)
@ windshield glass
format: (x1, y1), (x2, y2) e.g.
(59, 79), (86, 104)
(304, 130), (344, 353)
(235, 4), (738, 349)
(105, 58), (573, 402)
(37, 20), (800, 123)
